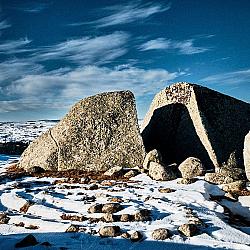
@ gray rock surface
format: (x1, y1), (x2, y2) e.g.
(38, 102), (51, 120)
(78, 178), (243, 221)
(204, 173), (233, 184)
(148, 162), (177, 181)
(178, 157), (205, 178)
(152, 228), (170, 240)
(143, 149), (162, 170)
(178, 223), (198, 237)
(142, 82), (250, 173)
(244, 131), (250, 180)
(99, 226), (121, 237)
(130, 231), (143, 242)
(19, 91), (145, 171)
(222, 180), (246, 192)
(104, 166), (123, 177)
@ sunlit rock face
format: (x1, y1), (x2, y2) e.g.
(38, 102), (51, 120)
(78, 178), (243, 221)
(244, 131), (250, 180)
(142, 82), (250, 170)
(19, 91), (145, 171)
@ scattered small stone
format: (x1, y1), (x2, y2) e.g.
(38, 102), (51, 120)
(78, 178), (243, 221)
(95, 193), (109, 198)
(124, 170), (138, 178)
(81, 177), (90, 184)
(130, 231), (143, 242)
(178, 157), (205, 179)
(104, 166), (123, 177)
(88, 184), (99, 190)
(25, 224), (39, 230)
(188, 216), (204, 226)
(0, 212), (10, 224)
(88, 204), (103, 213)
(100, 180), (115, 186)
(99, 226), (121, 237)
(65, 225), (79, 233)
(143, 149), (162, 170)
(108, 197), (123, 203)
(144, 196), (152, 202)
(15, 234), (38, 248)
(152, 228), (170, 240)
(158, 188), (175, 193)
(102, 203), (122, 213)
(80, 194), (96, 203)
(88, 217), (101, 223)
(120, 214), (132, 222)
(61, 214), (87, 222)
(20, 200), (34, 213)
(102, 213), (119, 222)
(134, 209), (151, 221)
(15, 222), (25, 227)
(121, 232), (130, 239)
(177, 178), (196, 185)
(178, 223), (198, 237)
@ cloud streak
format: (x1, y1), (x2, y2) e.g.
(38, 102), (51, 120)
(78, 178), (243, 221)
(70, 2), (170, 28)
(0, 20), (11, 30)
(201, 69), (250, 85)
(33, 32), (130, 65)
(139, 38), (210, 55)
(0, 38), (32, 54)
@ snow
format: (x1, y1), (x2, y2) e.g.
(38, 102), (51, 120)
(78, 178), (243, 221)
(0, 120), (58, 143)
(0, 160), (249, 250)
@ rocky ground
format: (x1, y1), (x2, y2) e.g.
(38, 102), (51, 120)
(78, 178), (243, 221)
(0, 160), (249, 250)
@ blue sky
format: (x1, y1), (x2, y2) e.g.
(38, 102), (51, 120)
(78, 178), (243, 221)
(0, 0), (250, 121)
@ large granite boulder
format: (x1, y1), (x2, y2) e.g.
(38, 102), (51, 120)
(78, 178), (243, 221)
(142, 82), (250, 171)
(19, 91), (145, 171)
(244, 131), (250, 180)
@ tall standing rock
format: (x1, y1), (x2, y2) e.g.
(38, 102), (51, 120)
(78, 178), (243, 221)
(142, 82), (250, 169)
(19, 91), (145, 171)
(244, 131), (250, 180)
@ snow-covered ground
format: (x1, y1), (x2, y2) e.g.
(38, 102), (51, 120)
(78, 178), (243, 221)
(0, 120), (58, 143)
(0, 160), (249, 250)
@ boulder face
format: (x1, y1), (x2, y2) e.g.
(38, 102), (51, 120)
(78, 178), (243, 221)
(142, 82), (250, 170)
(244, 131), (250, 180)
(19, 91), (145, 171)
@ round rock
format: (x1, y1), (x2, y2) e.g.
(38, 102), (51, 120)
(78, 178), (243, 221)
(149, 162), (176, 181)
(99, 226), (121, 237)
(178, 157), (205, 179)
(152, 228), (170, 240)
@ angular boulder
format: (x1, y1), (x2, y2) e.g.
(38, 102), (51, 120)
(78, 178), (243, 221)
(19, 91), (145, 171)
(244, 131), (250, 180)
(142, 82), (250, 170)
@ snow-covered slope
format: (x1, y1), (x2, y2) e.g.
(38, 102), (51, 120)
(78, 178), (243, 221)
(0, 161), (249, 250)
(0, 120), (58, 143)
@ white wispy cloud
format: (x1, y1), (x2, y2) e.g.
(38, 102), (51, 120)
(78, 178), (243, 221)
(139, 38), (210, 55)
(33, 32), (130, 65)
(0, 59), (43, 85)
(201, 69), (250, 85)
(0, 20), (11, 30)
(0, 38), (32, 54)
(3, 65), (185, 112)
(70, 2), (171, 28)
